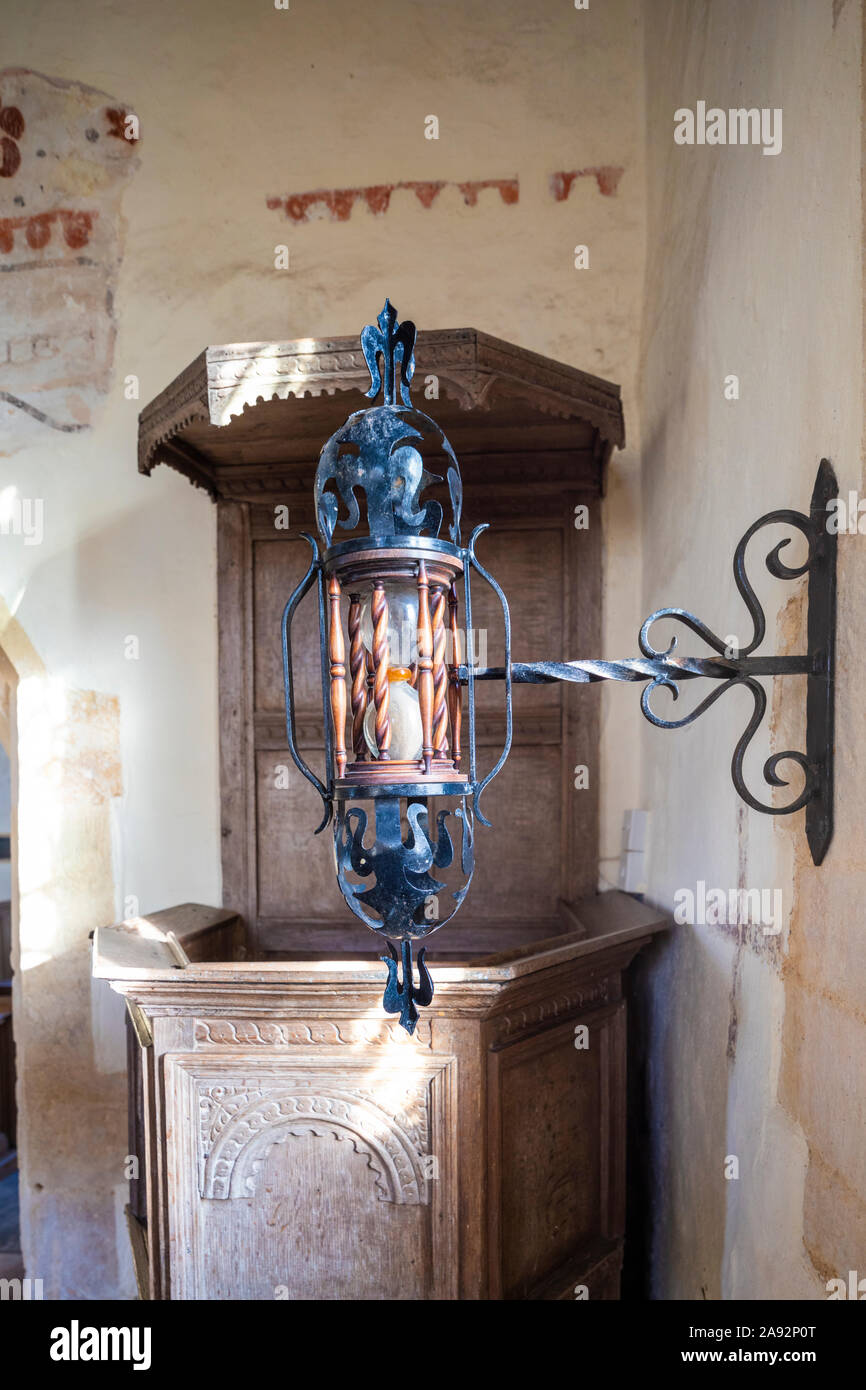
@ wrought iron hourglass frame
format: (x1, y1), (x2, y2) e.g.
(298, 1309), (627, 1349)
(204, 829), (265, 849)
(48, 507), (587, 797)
(282, 301), (837, 1033)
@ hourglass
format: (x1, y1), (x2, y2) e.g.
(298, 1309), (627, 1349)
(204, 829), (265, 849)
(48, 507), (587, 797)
(328, 564), (465, 788)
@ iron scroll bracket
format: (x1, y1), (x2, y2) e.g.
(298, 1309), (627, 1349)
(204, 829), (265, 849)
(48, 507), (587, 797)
(461, 461), (837, 866)
(464, 525), (513, 827)
(280, 532), (333, 834)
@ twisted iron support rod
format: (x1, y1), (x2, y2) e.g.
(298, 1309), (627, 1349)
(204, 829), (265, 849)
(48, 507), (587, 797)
(460, 655), (814, 684)
(459, 650), (830, 864)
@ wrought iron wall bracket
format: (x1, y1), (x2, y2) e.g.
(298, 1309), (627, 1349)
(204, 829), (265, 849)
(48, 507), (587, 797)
(463, 460), (837, 866)
(280, 298), (839, 1038)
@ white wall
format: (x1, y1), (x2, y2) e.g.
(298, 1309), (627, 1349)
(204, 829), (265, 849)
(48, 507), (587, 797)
(637, 0), (864, 1299)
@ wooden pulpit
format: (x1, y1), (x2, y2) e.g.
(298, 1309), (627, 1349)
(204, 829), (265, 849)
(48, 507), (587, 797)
(94, 894), (665, 1300)
(96, 323), (666, 1298)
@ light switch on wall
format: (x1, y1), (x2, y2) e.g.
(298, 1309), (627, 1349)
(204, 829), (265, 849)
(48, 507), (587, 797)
(619, 810), (649, 894)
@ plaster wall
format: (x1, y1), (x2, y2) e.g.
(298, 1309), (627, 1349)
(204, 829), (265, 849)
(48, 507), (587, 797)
(637, 0), (864, 1298)
(1, 1), (646, 1296)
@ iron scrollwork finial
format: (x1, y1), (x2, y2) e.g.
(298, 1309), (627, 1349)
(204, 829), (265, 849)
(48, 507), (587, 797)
(382, 941), (433, 1036)
(361, 299), (417, 407)
(312, 300), (462, 555)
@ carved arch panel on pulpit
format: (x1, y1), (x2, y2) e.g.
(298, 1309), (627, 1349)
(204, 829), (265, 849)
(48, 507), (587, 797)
(164, 1051), (458, 1299)
(199, 1085), (430, 1205)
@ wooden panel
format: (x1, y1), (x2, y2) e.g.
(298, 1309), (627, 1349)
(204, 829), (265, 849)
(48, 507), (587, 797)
(488, 1006), (625, 1299)
(254, 537), (323, 714)
(126, 1011), (145, 1223)
(164, 1051), (458, 1301)
(139, 1021), (162, 1300)
(218, 502), (256, 932)
(255, 750), (345, 920)
(526, 1239), (623, 1300)
(467, 744), (562, 922)
(464, 523), (563, 713)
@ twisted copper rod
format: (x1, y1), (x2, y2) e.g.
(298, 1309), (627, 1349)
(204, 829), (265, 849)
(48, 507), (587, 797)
(348, 593), (367, 760)
(371, 581), (391, 759)
(447, 581), (462, 770)
(416, 562), (434, 775)
(431, 584), (448, 757)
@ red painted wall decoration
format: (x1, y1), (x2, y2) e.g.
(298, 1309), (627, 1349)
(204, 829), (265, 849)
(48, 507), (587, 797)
(267, 177), (520, 224)
(267, 166), (623, 224)
(0, 68), (139, 438)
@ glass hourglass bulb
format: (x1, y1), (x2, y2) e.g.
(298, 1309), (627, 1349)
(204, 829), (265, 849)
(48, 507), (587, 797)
(359, 583), (418, 669)
(364, 667), (423, 761)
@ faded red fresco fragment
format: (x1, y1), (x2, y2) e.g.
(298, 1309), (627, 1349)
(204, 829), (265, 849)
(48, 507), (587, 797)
(0, 208), (97, 255)
(363, 184), (393, 215)
(268, 176), (519, 223)
(1, 67), (138, 436)
(457, 178), (519, 206)
(0, 138), (20, 178)
(551, 166), (625, 200)
(410, 180), (445, 208)
(0, 101), (25, 177)
(0, 104), (24, 139)
(105, 107), (138, 142)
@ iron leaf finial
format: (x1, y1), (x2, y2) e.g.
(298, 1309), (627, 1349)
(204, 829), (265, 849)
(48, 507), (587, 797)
(361, 299), (417, 407)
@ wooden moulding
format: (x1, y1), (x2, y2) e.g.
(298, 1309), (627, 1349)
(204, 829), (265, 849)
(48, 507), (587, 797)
(125, 1206), (150, 1301)
(324, 547), (463, 591)
(137, 327), (626, 499)
(336, 759), (468, 788)
(93, 893), (666, 986)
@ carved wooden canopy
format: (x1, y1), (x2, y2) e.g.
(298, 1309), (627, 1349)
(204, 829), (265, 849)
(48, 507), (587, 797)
(138, 327), (625, 504)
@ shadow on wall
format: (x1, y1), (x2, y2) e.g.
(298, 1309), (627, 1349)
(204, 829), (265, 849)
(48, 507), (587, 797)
(623, 926), (729, 1301)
